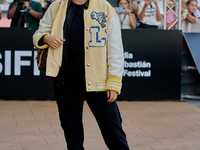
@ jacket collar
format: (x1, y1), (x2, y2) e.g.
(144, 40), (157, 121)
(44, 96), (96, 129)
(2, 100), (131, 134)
(84, 0), (90, 9)
(69, 0), (90, 9)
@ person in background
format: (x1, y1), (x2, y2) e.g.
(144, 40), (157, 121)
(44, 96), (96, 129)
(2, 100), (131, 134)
(182, 0), (198, 32)
(181, 0), (187, 20)
(186, 0), (197, 23)
(166, 0), (176, 29)
(130, 0), (140, 14)
(116, 0), (136, 29)
(138, 0), (164, 29)
(7, 0), (43, 28)
(167, 0), (191, 29)
(194, 0), (200, 19)
(130, 0), (140, 27)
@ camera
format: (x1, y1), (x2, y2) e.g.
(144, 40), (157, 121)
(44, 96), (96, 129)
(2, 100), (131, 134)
(14, 0), (29, 5)
(17, 0), (29, 12)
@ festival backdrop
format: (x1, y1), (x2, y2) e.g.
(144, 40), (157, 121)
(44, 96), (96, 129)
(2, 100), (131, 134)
(0, 28), (182, 100)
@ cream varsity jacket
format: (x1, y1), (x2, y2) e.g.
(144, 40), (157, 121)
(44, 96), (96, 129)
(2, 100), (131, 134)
(33, 0), (124, 94)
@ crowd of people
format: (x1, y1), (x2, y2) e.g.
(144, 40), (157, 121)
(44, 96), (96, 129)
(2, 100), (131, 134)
(115, 0), (199, 30)
(0, 0), (199, 30)
(116, 0), (164, 29)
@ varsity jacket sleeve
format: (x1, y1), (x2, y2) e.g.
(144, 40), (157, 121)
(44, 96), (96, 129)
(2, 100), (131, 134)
(33, 2), (53, 49)
(105, 10), (124, 95)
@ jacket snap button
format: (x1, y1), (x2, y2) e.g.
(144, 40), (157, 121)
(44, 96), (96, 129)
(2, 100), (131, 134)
(88, 82), (91, 85)
(88, 87), (91, 90)
(86, 46), (89, 49)
(86, 11), (88, 14)
(86, 28), (89, 31)
(87, 64), (90, 67)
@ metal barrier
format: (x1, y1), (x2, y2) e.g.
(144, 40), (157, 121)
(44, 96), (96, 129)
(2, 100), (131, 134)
(163, 0), (182, 30)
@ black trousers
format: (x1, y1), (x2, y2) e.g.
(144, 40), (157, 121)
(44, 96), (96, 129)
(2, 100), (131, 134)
(138, 22), (158, 29)
(53, 81), (130, 150)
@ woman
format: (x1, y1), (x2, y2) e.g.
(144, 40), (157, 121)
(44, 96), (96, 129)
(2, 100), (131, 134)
(130, 0), (141, 27)
(33, 0), (130, 149)
(182, 0), (197, 32)
(117, 0), (136, 29)
(186, 0), (197, 23)
(138, 0), (164, 29)
(130, 0), (140, 15)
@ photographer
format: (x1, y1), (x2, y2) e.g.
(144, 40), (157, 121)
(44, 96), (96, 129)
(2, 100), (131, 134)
(7, 0), (43, 28)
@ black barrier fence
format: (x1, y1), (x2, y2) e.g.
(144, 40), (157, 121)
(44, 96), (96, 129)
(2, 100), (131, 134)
(118, 29), (182, 100)
(0, 28), (182, 100)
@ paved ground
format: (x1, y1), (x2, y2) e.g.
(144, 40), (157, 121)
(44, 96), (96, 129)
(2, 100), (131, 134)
(1, 100), (200, 150)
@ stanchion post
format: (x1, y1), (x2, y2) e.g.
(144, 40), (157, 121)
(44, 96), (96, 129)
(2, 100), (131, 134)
(163, 0), (167, 29)
(178, 0), (182, 30)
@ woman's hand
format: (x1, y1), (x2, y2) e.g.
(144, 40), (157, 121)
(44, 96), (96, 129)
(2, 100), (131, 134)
(43, 35), (66, 49)
(145, 0), (152, 6)
(129, 0), (134, 8)
(107, 90), (118, 103)
(125, 9), (131, 15)
(181, 0), (186, 13)
(115, 7), (119, 14)
(152, 0), (157, 5)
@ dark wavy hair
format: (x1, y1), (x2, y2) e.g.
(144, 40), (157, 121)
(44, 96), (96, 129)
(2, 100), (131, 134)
(117, 0), (129, 6)
(186, 0), (197, 5)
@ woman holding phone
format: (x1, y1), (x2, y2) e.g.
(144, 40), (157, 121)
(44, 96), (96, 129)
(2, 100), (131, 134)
(138, 0), (164, 29)
(116, 0), (136, 29)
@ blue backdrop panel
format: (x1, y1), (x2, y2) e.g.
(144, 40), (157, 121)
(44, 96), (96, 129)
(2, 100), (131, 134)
(183, 33), (200, 75)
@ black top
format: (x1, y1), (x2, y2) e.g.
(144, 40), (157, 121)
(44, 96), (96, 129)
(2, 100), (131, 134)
(67, 2), (85, 74)
(54, 1), (88, 87)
